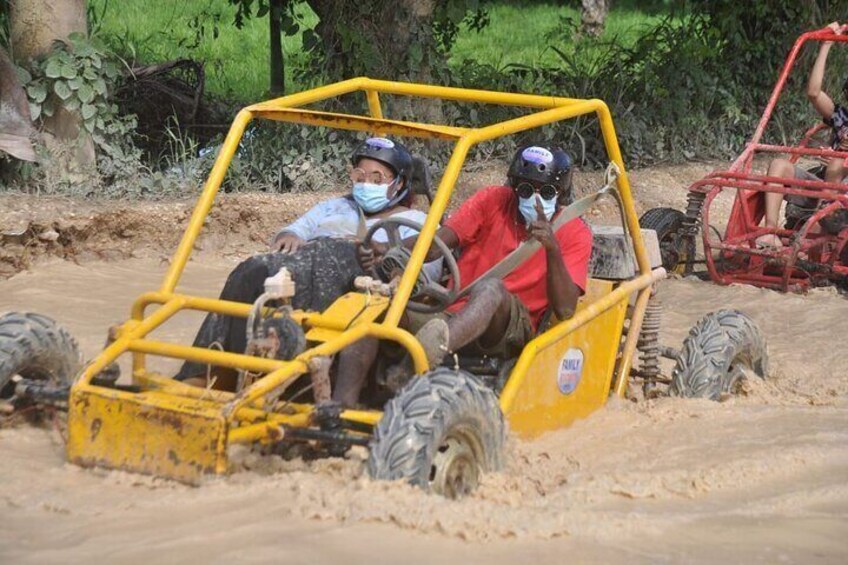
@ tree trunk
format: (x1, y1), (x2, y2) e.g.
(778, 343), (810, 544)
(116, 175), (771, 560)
(0, 46), (37, 162)
(269, 0), (284, 96)
(581, 0), (609, 37)
(9, 0), (95, 168)
(307, 0), (443, 122)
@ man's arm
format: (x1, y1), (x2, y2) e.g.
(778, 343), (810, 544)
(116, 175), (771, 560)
(528, 198), (581, 320)
(807, 22), (842, 119)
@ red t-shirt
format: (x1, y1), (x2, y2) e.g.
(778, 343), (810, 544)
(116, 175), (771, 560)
(444, 186), (593, 330)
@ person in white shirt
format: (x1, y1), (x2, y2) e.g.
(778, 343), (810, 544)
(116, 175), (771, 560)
(175, 137), (440, 386)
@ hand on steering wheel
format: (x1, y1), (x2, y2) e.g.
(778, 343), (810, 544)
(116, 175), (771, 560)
(362, 217), (460, 314)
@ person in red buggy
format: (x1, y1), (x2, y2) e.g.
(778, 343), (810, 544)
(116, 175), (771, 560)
(759, 21), (848, 248)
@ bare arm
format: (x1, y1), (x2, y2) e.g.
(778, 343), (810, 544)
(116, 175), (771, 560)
(528, 198), (580, 320)
(807, 22), (843, 119)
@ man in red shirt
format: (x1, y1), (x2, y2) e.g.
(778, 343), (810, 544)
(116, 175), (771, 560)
(333, 145), (593, 406)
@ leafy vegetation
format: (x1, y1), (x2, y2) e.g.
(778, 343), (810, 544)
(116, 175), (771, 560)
(2, 0), (846, 197)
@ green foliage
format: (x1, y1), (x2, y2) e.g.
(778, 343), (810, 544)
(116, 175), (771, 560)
(4, 34), (200, 198)
(18, 33), (141, 176)
(8, 0), (848, 198)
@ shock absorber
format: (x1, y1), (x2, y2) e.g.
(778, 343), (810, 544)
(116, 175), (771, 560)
(681, 191), (706, 275)
(637, 294), (662, 397)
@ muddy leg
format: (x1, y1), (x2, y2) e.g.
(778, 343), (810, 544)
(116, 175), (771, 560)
(764, 159), (795, 229)
(446, 279), (512, 352)
(333, 337), (379, 407)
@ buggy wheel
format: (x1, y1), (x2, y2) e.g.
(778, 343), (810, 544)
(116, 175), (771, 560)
(640, 207), (689, 273)
(670, 310), (768, 400)
(368, 368), (505, 498)
(0, 312), (82, 398)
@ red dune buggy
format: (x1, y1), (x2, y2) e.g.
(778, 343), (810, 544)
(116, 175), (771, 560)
(642, 25), (848, 291)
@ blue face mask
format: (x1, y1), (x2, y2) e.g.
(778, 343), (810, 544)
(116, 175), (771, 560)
(518, 194), (556, 225)
(353, 180), (395, 213)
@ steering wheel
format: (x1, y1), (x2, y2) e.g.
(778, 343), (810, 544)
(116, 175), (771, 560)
(363, 217), (460, 314)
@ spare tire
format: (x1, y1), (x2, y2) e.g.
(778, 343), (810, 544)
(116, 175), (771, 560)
(368, 368), (505, 498)
(670, 310), (768, 400)
(0, 312), (82, 398)
(640, 207), (688, 273)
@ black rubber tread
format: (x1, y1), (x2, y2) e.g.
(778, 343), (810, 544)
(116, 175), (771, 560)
(368, 367), (505, 493)
(670, 310), (768, 400)
(0, 312), (82, 398)
(639, 207), (687, 271)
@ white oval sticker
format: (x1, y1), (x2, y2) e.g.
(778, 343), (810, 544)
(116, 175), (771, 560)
(557, 348), (584, 395)
(366, 137), (395, 149)
(522, 146), (554, 165)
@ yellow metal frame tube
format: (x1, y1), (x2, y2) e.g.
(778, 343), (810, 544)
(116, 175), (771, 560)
(128, 340), (288, 374)
(229, 322), (427, 414)
(595, 102), (651, 276)
(131, 292), (305, 323)
(254, 108), (468, 140)
(160, 111), (252, 294)
(365, 89), (383, 119)
(79, 297), (186, 385)
(360, 78), (582, 109)
(384, 138), (471, 326)
(613, 285), (653, 398)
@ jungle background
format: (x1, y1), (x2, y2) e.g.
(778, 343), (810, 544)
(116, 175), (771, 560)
(0, 0), (846, 198)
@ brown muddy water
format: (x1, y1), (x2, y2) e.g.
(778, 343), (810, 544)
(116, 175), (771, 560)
(0, 257), (846, 564)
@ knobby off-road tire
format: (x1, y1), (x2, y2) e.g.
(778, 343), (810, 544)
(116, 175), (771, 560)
(640, 207), (688, 273)
(368, 368), (505, 498)
(670, 310), (768, 401)
(0, 312), (82, 398)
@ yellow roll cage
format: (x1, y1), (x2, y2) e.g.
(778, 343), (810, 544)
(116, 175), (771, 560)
(67, 78), (659, 482)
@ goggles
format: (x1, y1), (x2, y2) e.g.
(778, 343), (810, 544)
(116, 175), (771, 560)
(514, 180), (559, 201)
(348, 165), (395, 185)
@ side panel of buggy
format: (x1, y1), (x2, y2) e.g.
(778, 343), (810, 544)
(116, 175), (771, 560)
(501, 226), (663, 436)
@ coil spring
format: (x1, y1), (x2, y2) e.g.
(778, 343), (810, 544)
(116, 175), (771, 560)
(637, 296), (662, 386)
(678, 191), (706, 275)
(682, 191), (705, 237)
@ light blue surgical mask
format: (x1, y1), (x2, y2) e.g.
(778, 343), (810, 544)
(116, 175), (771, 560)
(353, 180), (395, 213)
(518, 195), (556, 225)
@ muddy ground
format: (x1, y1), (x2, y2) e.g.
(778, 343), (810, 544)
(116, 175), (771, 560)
(0, 162), (846, 564)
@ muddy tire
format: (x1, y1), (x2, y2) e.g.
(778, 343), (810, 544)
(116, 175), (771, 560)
(640, 207), (688, 272)
(368, 368), (505, 498)
(0, 312), (82, 398)
(670, 310), (768, 400)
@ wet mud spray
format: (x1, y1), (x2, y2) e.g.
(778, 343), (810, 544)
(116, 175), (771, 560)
(1, 258), (846, 564)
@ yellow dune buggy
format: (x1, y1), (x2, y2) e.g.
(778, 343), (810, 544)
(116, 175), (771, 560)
(0, 79), (769, 497)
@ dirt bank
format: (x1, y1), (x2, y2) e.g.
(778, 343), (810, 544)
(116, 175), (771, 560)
(0, 161), (718, 279)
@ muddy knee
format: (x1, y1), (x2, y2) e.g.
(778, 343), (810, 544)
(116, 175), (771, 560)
(767, 158), (795, 177)
(470, 279), (510, 313)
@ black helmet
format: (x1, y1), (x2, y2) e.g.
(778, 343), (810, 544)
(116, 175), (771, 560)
(351, 137), (413, 187)
(508, 145), (574, 202)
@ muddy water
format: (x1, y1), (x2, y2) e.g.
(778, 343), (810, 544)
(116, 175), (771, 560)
(1, 258), (847, 564)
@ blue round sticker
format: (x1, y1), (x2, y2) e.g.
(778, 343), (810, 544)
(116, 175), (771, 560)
(557, 348), (584, 395)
